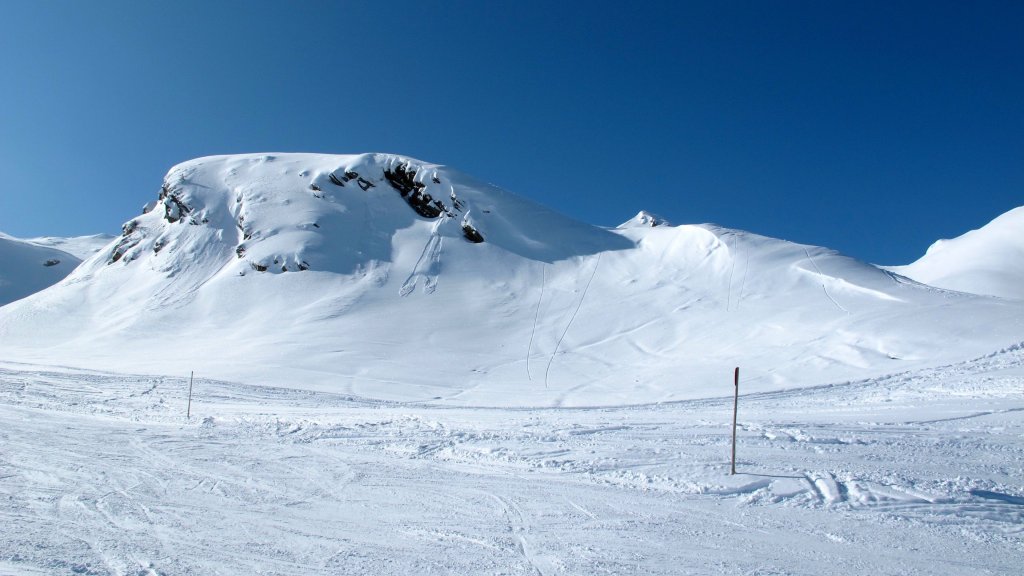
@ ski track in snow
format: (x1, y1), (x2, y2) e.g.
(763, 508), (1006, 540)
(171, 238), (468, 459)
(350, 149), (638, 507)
(803, 247), (849, 314)
(1, 345), (1023, 575)
(544, 253), (601, 390)
(400, 218), (445, 297)
(526, 262), (545, 382)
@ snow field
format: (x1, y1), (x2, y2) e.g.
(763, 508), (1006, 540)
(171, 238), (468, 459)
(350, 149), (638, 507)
(1, 344), (1022, 575)
(2, 152), (1023, 574)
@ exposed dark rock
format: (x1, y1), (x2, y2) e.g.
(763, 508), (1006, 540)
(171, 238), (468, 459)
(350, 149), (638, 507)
(43, 259), (60, 267)
(384, 162), (445, 218)
(159, 185), (191, 224)
(462, 223), (485, 243)
(450, 191), (464, 212)
(384, 163), (421, 198)
(123, 219), (140, 237)
(298, 261), (310, 271)
(250, 262), (267, 272)
(328, 169), (376, 191)
(109, 220), (144, 264)
(236, 245), (246, 258)
(109, 236), (140, 264)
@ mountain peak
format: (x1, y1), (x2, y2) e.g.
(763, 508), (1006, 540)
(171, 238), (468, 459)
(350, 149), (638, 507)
(98, 153), (630, 283)
(620, 210), (669, 228)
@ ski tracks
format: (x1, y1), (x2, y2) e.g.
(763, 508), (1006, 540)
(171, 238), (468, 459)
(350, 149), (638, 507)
(544, 253), (602, 388)
(526, 262), (546, 381)
(400, 219), (445, 296)
(487, 493), (556, 576)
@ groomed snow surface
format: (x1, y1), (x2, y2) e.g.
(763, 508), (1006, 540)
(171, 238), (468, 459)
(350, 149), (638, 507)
(2, 346), (1022, 575)
(1, 153), (1022, 574)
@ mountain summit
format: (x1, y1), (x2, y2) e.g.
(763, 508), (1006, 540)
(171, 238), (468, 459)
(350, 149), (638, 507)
(1, 153), (1021, 406)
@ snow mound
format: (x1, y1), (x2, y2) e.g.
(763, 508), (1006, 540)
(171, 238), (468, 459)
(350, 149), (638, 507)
(0, 233), (82, 306)
(889, 206), (1024, 299)
(1, 153), (1022, 407)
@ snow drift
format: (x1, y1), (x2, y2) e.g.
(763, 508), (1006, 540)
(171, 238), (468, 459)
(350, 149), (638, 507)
(1, 153), (1021, 407)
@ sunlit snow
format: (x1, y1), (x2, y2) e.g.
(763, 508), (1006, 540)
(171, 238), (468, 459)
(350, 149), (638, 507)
(1, 153), (1021, 575)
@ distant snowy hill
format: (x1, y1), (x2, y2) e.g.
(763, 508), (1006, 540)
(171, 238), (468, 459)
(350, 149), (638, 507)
(0, 233), (82, 306)
(888, 207), (1024, 300)
(1, 153), (1021, 406)
(25, 233), (115, 260)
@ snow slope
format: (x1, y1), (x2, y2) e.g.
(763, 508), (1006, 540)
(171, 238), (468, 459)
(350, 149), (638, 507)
(0, 233), (81, 306)
(25, 233), (115, 260)
(1, 153), (1022, 406)
(889, 206), (1024, 299)
(1, 346), (1022, 575)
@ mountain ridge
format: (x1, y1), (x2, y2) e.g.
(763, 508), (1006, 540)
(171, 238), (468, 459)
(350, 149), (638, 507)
(1, 153), (1021, 407)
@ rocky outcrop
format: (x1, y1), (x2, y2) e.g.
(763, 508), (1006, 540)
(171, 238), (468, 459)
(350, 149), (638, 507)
(383, 163), (446, 219)
(159, 185), (192, 224)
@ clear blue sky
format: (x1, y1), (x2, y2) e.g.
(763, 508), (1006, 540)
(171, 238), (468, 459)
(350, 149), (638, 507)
(1, 1), (1021, 264)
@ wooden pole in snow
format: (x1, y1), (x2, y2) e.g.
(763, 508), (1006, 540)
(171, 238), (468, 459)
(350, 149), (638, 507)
(730, 366), (739, 475)
(187, 371), (194, 420)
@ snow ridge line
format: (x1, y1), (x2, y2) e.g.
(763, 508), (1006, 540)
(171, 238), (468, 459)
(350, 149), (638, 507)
(545, 254), (602, 389)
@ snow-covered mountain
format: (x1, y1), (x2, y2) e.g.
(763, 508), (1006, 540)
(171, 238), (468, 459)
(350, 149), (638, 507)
(888, 206), (1024, 300)
(0, 233), (82, 306)
(1, 153), (1021, 406)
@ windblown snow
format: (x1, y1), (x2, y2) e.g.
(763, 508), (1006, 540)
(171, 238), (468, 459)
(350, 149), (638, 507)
(1, 152), (1023, 575)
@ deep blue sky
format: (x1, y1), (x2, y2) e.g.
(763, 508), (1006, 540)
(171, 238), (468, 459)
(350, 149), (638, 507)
(1, 1), (1021, 264)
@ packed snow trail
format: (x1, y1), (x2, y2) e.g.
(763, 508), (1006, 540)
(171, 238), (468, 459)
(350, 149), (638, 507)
(1, 346), (1022, 575)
